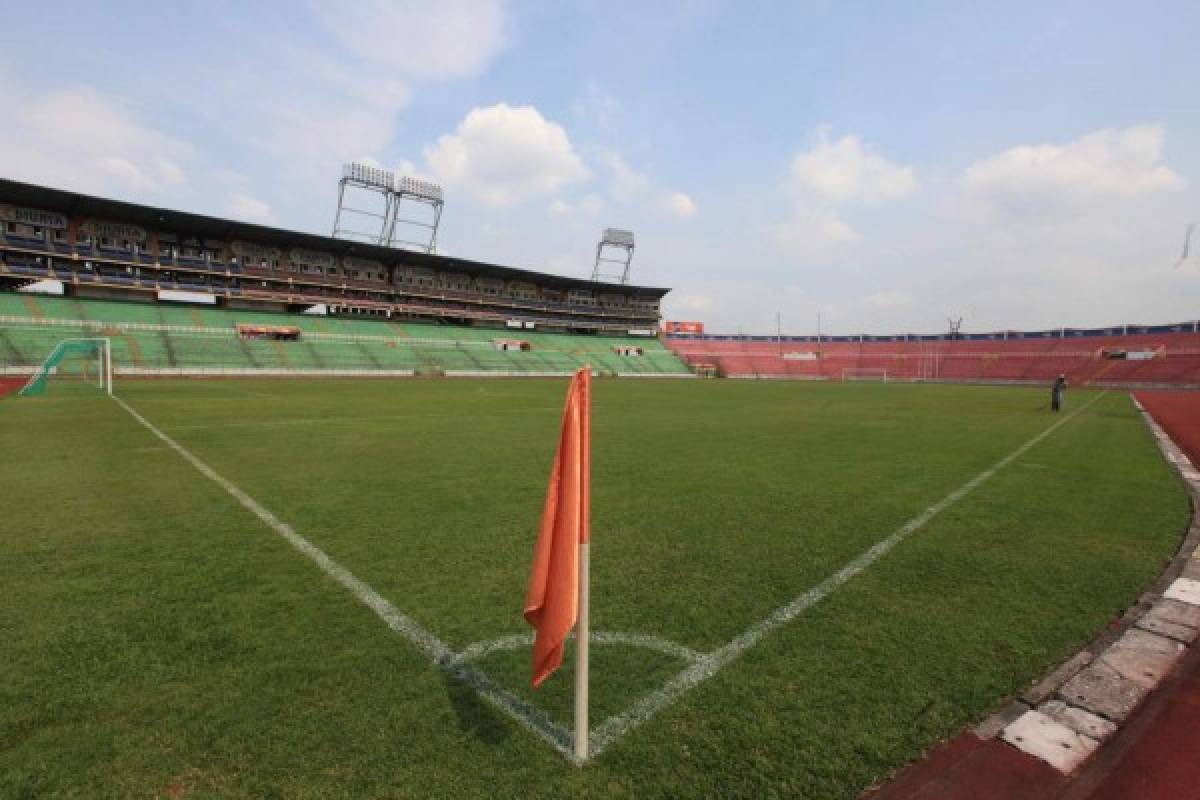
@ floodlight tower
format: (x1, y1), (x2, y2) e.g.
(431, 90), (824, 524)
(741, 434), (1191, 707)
(332, 164), (445, 253)
(591, 228), (635, 284)
(389, 175), (444, 254)
(333, 163), (397, 246)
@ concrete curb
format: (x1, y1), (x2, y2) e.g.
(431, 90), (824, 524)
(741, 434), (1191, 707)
(972, 395), (1200, 775)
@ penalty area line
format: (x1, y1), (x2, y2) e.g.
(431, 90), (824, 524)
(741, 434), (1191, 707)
(587, 390), (1109, 758)
(110, 395), (578, 763)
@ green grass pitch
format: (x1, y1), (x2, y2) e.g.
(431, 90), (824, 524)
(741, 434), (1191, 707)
(0, 379), (1191, 798)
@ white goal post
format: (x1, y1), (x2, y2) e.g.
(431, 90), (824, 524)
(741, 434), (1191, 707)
(841, 367), (888, 383)
(19, 337), (113, 397)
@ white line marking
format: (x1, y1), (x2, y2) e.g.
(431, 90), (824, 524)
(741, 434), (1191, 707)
(162, 407), (561, 431)
(590, 631), (704, 663)
(587, 391), (1108, 757)
(452, 631), (704, 667)
(112, 389), (1107, 765)
(111, 395), (578, 762)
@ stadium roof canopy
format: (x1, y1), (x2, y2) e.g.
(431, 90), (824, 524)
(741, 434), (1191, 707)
(0, 178), (670, 299)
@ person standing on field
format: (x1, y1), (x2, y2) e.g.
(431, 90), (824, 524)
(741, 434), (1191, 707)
(1051, 373), (1067, 412)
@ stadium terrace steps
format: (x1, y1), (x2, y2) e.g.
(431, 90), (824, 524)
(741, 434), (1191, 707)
(0, 292), (690, 377)
(667, 333), (1200, 386)
(20, 295), (45, 321)
(0, 329), (23, 363)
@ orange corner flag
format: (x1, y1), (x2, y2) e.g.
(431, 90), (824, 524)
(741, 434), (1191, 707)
(523, 367), (591, 689)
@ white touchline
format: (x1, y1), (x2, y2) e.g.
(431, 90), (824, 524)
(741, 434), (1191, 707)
(111, 395), (578, 763)
(586, 390), (1109, 758)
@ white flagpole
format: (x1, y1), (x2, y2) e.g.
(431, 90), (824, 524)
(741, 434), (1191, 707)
(575, 540), (590, 760)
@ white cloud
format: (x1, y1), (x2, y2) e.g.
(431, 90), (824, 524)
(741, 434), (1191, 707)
(772, 128), (916, 256)
(572, 83), (623, 131)
(659, 191), (697, 218)
(963, 124), (1183, 216)
(549, 194), (605, 218)
(424, 104), (589, 206)
(676, 294), (714, 311)
(863, 289), (914, 310)
(579, 195), (605, 215)
(789, 129), (918, 205)
(546, 254), (586, 276)
(770, 209), (860, 255)
(600, 152), (652, 203)
(0, 82), (192, 196)
(242, 69), (409, 169)
(594, 151), (698, 219)
(226, 193), (276, 224)
(395, 159), (438, 183)
(310, 0), (506, 79)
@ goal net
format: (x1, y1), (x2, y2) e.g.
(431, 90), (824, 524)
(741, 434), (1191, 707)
(841, 367), (888, 383)
(19, 338), (112, 397)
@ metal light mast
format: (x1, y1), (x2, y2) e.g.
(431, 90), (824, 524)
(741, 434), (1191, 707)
(590, 228), (636, 284)
(391, 175), (445, 254)
(332, 163), (396, 246)
(332, 163), (444, 253)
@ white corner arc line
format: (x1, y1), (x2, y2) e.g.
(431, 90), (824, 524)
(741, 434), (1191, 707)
(587, 391), (1109, 758)
(452, 631), (704, 667)
(111, 396), (578, 763)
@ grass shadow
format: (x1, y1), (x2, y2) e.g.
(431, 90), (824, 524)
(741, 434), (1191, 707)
(442, 670), (512, 747)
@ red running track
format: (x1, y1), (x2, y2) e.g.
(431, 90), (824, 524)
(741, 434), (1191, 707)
(0, 377), (25, 397)
(1135, 392), (1200, 470)
(1067, 391), (1200, 800)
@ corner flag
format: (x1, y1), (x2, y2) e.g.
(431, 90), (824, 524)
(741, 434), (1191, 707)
(523, 366), (591, 757)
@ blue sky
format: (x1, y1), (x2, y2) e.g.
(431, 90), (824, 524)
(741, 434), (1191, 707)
(2, 0), (1198, 333)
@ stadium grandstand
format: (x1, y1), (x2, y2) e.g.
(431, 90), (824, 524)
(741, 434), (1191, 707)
(665, 324), (1200, 387)
(0, 178), (692, 379)
(5, 175), (1199, 389)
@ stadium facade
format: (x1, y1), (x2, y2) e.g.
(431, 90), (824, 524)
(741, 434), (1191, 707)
(0, 178), (668, 335)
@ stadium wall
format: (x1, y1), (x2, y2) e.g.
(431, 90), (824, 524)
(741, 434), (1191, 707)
(667, 326), (1200, 388)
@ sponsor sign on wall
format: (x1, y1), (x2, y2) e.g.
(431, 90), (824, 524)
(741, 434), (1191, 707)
(78, 219), (147, 242)
(159, 289), (216, 305)
(664, 320), (704, 334)
(0, 205), (67, 229)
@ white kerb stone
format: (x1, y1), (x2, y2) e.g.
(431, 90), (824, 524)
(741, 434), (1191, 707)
(1038, 700), (1118, 741)
(1100, 628), (1185, 690)
(1164, 578), (1200, 607)
(1002, 710), (1099, 773)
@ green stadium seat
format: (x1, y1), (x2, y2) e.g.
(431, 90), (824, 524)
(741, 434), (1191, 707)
(0, 292), (690, 376)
